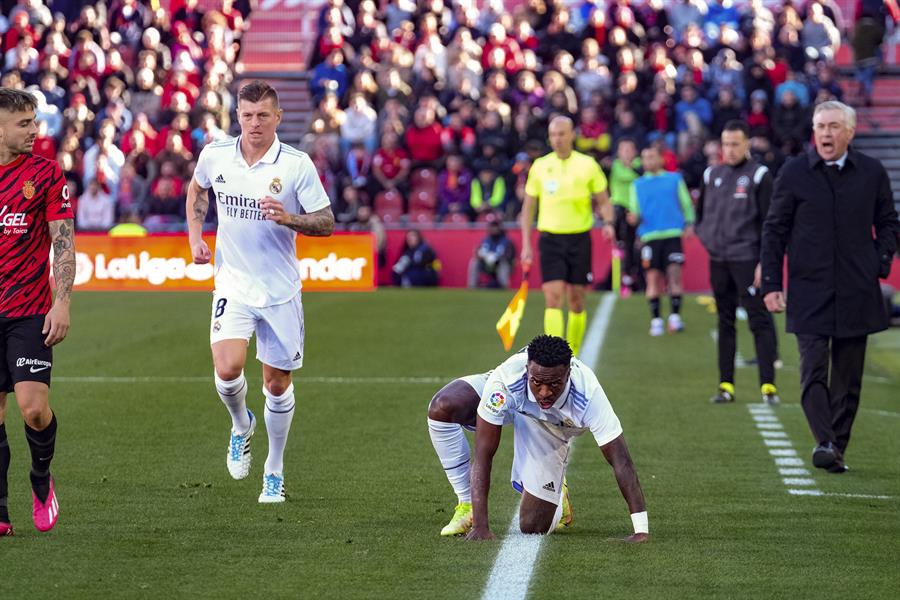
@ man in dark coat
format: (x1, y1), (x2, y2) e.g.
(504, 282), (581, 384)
(761, 101), (899, 473)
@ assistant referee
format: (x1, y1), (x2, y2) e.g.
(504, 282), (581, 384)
(520, 116), (614, 355)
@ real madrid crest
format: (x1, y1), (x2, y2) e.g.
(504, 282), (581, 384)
(23, 180), (35, 200)
(269, 178), (283, 194)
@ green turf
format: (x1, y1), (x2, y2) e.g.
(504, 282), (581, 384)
(2, 290), (898, 598)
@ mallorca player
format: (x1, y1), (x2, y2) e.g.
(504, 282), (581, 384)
(464, 335), (648, 541)
(0, 88), (75, 535)
(186, 81), (334, 503)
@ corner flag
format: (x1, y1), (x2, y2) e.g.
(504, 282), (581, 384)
(496, 272), (529, 351)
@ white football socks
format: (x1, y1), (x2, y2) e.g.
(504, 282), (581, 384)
(264, 384), (296, 475)
(215, 371), (251, 433)
(427, 418), (472, 503)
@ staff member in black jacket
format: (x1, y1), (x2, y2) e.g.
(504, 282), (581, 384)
(697, 120), (780, 406)
(761, 101), (899, 473)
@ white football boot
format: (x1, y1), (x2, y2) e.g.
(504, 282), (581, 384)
(227, 410), (256, 480)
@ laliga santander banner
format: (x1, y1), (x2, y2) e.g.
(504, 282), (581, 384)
(66, 233), (376, 292)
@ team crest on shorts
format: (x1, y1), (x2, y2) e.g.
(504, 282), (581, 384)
(269, 178), (283, 194)
(23, 180), (35, 200)
(488, 391), (506, 409)
(213, 320), (221, 332)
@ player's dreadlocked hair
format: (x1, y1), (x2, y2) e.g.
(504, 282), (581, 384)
(527, 335), (573, 368)
(0, 88), (37, 113)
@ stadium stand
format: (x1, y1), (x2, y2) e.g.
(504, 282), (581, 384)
(296, 0), (900, 225)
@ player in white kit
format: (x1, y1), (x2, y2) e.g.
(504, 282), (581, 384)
(446, 335), (648, 540)
(186, 81), (334, 503)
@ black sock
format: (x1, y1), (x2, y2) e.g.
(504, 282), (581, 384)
(671, 295), (682, 315)
(649, 297), (661, 319)
(25, 413), (57, 504)
(0, 423), (9, 522)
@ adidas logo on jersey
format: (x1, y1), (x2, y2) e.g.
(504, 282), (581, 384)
(542, 481), (555, 492)
(215, 174), (226, 183)
(293, 352), (302, 361)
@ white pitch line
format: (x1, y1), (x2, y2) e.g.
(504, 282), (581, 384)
(759, 430), (788, 438)
(53, 375), (446, 385)
(779, 468), (811, 476)
(481, 294), (616, 600)
(788, 489), (894, 500)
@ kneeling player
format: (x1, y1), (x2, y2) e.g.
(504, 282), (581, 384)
(465, 335), (648, 540)
(429, 369), (573, 537)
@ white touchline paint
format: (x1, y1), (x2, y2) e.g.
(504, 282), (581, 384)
(769, 449), (798, 456)
(748, 405), (895, 500)
(783, 477), (816, 486)
(763, 439), (793, 447)
(481, 294), (616, 600)
(779, 468), (811, 476)
(747, 404), (825, 495)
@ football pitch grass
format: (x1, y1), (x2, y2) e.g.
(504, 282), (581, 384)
(2, 289), (898, 598)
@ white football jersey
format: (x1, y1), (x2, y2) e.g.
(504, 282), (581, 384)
(477, 352), (623, 447)
(193, 135), (330, 307)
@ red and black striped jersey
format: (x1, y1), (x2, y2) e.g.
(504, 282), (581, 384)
(0, 153), (73, 317)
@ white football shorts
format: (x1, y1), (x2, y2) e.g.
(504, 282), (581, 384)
(460, 372), (568, 505)
(209, 290), (305, 371)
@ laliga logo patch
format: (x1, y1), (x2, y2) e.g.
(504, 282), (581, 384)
(23, 180), (35, 200)
(269, 178), (283, 194)
(488, 391), (506, 409)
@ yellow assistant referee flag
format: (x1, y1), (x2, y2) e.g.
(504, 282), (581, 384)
(496, 277), (529, 352)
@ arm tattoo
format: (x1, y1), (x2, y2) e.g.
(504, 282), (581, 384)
(190, 183), (210, 226)
(49, 218), (76, 303)
(286, 206), (335, 236)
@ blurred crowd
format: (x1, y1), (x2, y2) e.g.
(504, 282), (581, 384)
(0, 0), (250, 232)
(306, 0), (869, 229)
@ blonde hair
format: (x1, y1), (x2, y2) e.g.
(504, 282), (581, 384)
(813, 100), (856, 129)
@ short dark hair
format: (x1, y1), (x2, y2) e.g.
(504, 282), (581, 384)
(238, 80), (279, 107)
(0, 87), (37, 113)
(617, 136), (637, 149)
(722, 120), (750, 137)
(527, 335), (572, 368)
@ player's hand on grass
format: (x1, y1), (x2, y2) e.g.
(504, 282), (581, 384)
(191, 239), (212, 264)
(465, 526), (496, 541)
(43, 301), (70, 346)
(260, 197), (289, 225)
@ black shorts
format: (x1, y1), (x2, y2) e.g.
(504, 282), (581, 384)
(640, 237), (684, 272)
(0, 315), (53, 393)
(538, 231), (592, 285)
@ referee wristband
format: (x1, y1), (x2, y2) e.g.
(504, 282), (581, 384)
(630, 511), (648, 534)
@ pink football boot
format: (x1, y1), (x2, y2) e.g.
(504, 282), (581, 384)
(32, 478), (59, 532)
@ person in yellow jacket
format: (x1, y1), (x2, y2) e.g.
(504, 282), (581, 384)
(520, 116), (614, 355)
